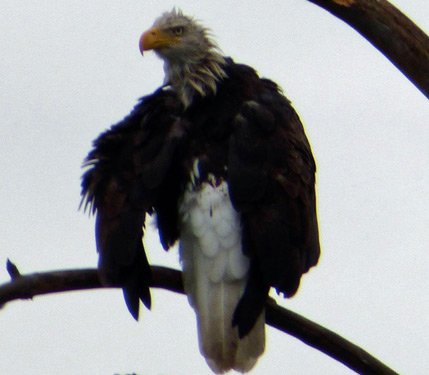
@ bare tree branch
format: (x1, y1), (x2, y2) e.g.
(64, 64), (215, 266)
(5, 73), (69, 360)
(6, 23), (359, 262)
(306, 0), (429, 98)
(0, 262), (398, 374)
(266, 301), (399, 374)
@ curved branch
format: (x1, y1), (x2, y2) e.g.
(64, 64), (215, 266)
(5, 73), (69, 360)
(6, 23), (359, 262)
(306, 0), (429, 98)
(0, 263), (398, 374)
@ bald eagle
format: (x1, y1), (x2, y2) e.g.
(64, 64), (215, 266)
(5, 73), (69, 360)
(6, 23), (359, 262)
(81, 9), (320, 374)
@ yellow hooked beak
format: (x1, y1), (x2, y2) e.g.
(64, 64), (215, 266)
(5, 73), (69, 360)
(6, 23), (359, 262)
(139, 27), (178, 55)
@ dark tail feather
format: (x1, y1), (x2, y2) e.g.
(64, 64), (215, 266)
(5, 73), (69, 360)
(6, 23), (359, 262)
(123, 284), (151, 320)
(232, 262), (269, 338)
(122, 250), (152, 320)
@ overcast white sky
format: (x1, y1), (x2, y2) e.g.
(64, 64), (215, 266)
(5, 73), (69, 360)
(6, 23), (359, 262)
(0, 1), (428, 374)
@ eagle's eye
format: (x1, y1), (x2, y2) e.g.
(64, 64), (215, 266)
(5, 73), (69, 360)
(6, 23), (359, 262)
(171, 26), (184, 36)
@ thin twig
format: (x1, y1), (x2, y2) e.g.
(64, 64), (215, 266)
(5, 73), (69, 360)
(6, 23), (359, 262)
(0, 263), (398, 374)
(6, 259), (21, 279)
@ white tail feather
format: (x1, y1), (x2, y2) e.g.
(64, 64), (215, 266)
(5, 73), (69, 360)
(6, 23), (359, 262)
(179, 180), (265, 373)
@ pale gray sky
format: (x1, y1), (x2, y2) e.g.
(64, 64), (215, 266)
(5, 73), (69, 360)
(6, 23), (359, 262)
(0, 1), (428, 374)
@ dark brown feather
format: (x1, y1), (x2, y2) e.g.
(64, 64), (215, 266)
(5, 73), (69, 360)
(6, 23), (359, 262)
(226, 68), (320, 335)
(81, 88), (185, 318)
(81, 59), (320, 332)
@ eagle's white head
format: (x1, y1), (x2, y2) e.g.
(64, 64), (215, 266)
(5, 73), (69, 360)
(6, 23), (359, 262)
(139, 9), (227, 107)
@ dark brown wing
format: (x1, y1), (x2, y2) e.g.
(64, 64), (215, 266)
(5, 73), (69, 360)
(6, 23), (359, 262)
(81, 88), (185, 319)
(228, 78), (320, 337)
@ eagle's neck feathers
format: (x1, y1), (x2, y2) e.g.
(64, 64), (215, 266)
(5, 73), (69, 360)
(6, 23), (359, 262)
(164, 51), (227, 108)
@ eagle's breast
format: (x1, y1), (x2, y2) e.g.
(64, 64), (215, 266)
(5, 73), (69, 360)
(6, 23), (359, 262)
(178, 159), (250, 295)
(177, 158), (261, 373)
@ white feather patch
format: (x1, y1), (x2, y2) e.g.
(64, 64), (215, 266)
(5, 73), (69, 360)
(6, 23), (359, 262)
(200, 230), (219, 258)
(228, 247), (250, 280)
(179, 179), (249, 282)
(179, 178), (264, 373)
(210, 248), (228, 283)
